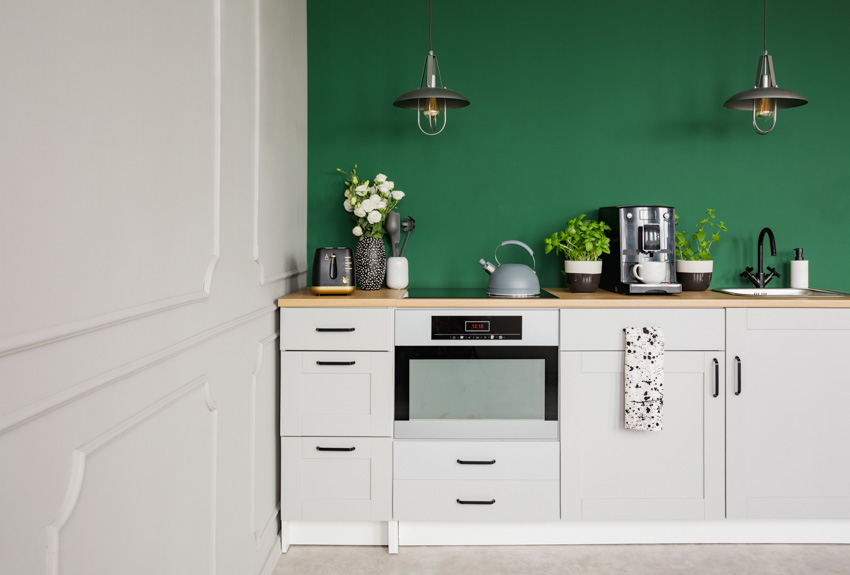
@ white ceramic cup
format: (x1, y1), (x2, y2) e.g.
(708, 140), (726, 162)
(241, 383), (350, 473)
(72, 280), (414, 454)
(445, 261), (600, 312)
(386, 256), (409, 289)
(632, 261), (668, 284)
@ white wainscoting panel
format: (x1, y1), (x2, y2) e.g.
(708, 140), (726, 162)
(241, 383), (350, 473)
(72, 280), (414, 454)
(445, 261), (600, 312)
(254, 0), (307, 285)
(252, 333), (281, 549)
(0, 0), (221, 348)
(47, 378), (218, 575)
(0, 0), (305, 573)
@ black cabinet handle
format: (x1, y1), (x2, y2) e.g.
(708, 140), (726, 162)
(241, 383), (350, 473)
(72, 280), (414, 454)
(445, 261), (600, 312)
(713, 358), (720, 398)
(456, 499), (496, 505)
(735, 356), (742, 396)
(315, 327), (355, 332)
(316, 361), (356, 366)
(315, 446), (356, 452)
(457, 459), (496, 465)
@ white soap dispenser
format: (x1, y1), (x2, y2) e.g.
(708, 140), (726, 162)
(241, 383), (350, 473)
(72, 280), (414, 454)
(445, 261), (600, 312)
(791, 248), (809, 289)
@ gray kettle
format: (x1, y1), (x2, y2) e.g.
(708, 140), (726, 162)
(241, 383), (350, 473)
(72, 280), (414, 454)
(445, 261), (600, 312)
(479, 240), (541, 298)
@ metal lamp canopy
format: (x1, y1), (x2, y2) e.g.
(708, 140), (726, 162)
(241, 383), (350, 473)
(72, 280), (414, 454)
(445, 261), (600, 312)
(724, 0), (807, 135)
(393, 0), (469, 136)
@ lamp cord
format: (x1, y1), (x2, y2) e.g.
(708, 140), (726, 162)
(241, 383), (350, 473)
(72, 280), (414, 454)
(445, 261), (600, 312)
(763, 0), (767, 53)
(429, 0), (433, 52)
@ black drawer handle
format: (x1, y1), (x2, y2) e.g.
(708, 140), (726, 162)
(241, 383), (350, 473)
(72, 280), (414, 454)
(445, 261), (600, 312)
(316, 361), (356, 366)
(713, 358), (720, 398)
(456, 499), (496, 505)
(735, 356), (742, 396)
(457, 459), (496, 465)
(315, 446), (356, 452)
(315, 327), (355, 332)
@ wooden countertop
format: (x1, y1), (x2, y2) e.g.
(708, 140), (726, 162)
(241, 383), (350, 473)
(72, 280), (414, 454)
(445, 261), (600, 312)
(278, 287), (850, 308)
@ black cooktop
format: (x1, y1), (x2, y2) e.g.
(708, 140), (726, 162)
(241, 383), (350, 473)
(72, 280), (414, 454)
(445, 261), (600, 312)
(404, 288), (557, 299)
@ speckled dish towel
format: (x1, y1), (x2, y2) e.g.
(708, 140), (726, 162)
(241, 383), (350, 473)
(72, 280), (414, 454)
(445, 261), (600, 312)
(624, 326), (665, 431)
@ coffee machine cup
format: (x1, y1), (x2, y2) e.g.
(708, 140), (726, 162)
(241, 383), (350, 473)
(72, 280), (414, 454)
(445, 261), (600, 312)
(632, 261), (668, 284)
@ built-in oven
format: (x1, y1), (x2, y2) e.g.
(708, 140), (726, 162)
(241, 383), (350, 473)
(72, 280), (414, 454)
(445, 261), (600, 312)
(394, 309), (559, 439)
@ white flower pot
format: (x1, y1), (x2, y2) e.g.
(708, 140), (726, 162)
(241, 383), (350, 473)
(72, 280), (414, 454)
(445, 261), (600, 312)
(564, 260), (602, 293)
(564, 260), (603, 274)
(676, 260), (713, 291)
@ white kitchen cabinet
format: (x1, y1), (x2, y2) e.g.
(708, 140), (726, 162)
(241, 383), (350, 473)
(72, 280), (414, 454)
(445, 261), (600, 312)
(280, 351), (392, 437)
(560, 309), (725, 521)
(281, 437), (392, 521)
(280, 307), (394, 525)
(394, 440), (560, 521)
(726, 308), (850, 519)
(280, 308), (393, 351)
(561, 351), (725, 520)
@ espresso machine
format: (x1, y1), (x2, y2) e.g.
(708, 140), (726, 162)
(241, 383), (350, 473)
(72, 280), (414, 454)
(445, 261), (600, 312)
(599, 206), (682, 294)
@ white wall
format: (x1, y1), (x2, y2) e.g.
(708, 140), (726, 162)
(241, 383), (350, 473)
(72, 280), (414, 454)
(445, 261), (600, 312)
(0, 0), (306, 573)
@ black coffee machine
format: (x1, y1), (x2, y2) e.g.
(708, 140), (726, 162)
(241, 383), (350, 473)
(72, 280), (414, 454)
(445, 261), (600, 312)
(599, 206), (682, 295)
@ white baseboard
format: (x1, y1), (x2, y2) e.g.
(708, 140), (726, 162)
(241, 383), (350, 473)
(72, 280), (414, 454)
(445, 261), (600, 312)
(399, 520), (850, 546)
(284, 520), (850, 549)
(288, 521), (388, 546)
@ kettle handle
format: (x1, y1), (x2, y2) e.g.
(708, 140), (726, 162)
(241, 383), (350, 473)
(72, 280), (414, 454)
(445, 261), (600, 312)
(495, 240), (536, 271)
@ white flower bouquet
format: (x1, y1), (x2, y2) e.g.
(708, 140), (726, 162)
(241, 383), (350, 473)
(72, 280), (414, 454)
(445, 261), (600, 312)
(337, 165), (405, 239)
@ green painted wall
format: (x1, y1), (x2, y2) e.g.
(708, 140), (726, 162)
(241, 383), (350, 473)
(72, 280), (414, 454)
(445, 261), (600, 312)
(307, 0), (850, 290)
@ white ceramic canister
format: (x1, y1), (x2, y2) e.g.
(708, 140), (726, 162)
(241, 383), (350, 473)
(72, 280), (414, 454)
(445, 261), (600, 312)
(386, 256), (409, 289)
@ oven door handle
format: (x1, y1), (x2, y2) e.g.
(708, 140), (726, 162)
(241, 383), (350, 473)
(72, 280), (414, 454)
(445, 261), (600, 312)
(457, 459), (496, 465)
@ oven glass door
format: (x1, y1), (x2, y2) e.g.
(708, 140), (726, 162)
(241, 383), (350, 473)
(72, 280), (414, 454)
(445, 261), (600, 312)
(394, 346), (558, 439)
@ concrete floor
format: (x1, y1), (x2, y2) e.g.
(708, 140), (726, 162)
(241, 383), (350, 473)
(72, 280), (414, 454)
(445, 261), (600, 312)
(273, 544), (850, 575)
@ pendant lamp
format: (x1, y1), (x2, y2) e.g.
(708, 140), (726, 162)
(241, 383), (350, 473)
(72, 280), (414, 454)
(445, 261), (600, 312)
(724, 0), (807, 135)
(393, 0), (469, 136)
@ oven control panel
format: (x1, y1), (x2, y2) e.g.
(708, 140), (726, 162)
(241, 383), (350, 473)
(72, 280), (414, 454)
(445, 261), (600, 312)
(431, 316), (521, 340)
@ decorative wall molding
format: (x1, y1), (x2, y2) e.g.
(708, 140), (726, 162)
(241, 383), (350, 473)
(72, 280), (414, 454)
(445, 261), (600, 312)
(252, 0), (306, 286)
(0, 0), (222, 360)
(46, 376), (218, 575)
(0, 304), (275, 436)
(251, 332), (281, 549)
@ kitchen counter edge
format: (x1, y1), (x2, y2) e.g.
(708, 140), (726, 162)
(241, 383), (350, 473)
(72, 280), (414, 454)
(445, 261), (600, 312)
(277, 287), (850, 308)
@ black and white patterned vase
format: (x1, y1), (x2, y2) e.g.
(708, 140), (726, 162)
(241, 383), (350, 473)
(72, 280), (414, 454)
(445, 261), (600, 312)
(354, 236), (386, 290)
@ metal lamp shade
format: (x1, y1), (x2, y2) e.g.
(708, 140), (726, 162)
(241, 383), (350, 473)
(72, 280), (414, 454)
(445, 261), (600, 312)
(724, 87), (808, 110)
(393, 87), (470, 110)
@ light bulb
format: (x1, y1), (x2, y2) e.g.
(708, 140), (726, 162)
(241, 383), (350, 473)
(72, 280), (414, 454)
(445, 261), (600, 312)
(756, 98), (775, 120)
(422, 98), (441, 131)
(423, 98), (440, 119)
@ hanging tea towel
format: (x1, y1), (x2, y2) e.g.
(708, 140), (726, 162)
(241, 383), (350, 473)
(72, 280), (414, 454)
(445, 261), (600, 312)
(623, 326), (665, 431)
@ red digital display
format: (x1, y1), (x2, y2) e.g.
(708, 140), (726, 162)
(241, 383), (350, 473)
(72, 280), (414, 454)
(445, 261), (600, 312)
(465, 321), (490, 332)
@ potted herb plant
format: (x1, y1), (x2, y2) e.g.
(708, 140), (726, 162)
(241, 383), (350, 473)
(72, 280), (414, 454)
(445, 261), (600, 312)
(544, 214), (612, 293)
(675, 208), (728, 291)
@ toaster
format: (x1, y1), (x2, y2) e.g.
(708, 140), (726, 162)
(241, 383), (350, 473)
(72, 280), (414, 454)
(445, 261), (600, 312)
(311, 247), (355, 295)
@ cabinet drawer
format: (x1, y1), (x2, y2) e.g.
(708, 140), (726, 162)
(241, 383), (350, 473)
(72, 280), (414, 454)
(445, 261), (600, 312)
(281, 351), (392, 437)
(394, 441), (559, 480)
(560, 309), (724, 351)
(393, 479), (560, 521)
(281, 437), (391, 521)
(281, 308), (393, 351)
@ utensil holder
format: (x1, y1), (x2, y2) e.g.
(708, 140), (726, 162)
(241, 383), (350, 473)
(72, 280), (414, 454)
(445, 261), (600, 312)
(386, 257), (409, 289)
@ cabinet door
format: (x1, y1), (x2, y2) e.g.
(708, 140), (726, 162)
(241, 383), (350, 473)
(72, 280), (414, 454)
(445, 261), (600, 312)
(726, 309), (850, 519)
(280, 351), (392, 437)
(281, 437), (392, 521)
(561, 351), (725, 521)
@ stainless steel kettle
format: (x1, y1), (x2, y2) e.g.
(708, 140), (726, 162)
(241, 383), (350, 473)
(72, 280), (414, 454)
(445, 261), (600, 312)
(479, 240), (541, 298)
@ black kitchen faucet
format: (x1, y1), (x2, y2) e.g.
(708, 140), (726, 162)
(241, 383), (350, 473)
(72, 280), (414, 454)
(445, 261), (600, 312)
(741, 227), (781, 288)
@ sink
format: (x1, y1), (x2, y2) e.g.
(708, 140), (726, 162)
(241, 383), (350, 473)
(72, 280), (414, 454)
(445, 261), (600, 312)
(713, 287), (850, 298)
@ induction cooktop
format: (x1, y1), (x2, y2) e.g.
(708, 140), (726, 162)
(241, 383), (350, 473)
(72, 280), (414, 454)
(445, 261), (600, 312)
(404, 288), (557, 299)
